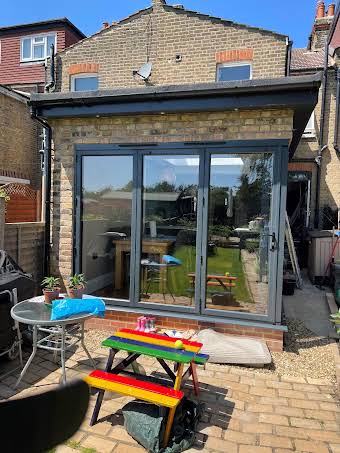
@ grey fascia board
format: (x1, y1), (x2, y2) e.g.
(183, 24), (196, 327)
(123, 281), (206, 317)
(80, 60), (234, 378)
(30, 73), (322, 108)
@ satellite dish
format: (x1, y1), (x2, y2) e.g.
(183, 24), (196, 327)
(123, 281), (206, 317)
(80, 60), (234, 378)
(133, 62), (152, 81)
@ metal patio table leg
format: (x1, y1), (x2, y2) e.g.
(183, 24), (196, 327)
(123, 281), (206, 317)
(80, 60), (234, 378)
(15, 325), (38, 388)
(80, 322), (96, 369)
(60, 325), (67, 385)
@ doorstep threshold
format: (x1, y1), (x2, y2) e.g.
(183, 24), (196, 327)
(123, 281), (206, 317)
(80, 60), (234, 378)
(105, 305), (287, 332)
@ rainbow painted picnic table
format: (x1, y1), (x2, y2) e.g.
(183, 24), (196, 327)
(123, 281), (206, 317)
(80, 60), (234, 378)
(85, 328), (209, 447)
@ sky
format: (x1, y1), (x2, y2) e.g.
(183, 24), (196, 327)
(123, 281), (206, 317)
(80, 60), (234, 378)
(0, 0), (318, 48)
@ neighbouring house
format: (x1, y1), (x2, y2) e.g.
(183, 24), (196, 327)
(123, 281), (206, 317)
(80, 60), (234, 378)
(290, 1), (340, 230)
(0, 18), (85, 93)
(0, 84), (40, 222)
(0, 84), (45, 281)
(29, 0), (322, 351)
(288, 1), (340, 277)
(0, 18), (85, 283)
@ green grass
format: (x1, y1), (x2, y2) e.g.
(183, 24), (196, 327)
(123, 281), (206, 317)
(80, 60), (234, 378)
(146, 245), (252, 304)
(64, 440), (97, 453)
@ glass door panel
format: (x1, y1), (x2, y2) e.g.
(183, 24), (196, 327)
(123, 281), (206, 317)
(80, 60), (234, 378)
(139, 154), (200, 307)
(205, 153), (273, 315)
(81, 155), (133, 300)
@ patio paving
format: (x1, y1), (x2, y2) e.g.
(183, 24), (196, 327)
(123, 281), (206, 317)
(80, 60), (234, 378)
(0, 339), (339, 453)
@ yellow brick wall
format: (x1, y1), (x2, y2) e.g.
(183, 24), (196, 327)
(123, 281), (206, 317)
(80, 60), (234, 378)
(55, 5), (287, 91)
(293, 72), (340, 226)
(0, 92), (40, 189)
(48, 108), (293, 280)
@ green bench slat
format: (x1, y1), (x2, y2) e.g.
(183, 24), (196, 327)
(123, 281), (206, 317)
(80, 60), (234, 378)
(102, 338), (194, 364)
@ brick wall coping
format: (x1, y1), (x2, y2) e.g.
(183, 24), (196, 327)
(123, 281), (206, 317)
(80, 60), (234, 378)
(104, 305), (288, 332)
(5, 221), (45, 227)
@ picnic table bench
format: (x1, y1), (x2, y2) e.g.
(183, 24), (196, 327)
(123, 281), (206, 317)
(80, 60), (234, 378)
(85, 328), (209, 447)
(187, 272), (237, 291)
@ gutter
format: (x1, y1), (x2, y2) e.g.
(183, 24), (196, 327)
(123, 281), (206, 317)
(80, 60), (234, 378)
(30, 107), (52, 277)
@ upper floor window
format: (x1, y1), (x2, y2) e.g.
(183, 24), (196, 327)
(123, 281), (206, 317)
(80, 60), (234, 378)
(303, 112), (315, 138)
(217, 62), (252, 82)
(21, 34), (56, 62)
(71, 73), (99, 91)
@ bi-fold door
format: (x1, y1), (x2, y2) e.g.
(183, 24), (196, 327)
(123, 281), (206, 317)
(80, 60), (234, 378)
(75, 143), (284, 323)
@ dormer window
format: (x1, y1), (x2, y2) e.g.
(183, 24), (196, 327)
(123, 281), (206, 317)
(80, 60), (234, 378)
(21, 34), (56, 62)
(217, 62), (252, 82)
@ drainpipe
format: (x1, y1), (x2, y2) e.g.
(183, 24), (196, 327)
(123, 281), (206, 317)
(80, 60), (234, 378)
(314, 42), (330, 228)
(45, 44), (55, 93)
(285, 39), (293, 76)
(333, 67), (340, 152)
(30, 108), (52, 276)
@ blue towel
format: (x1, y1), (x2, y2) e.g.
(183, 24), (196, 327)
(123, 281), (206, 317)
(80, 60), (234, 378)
(162, 255), (182, 265)
(51, 298), (106, 321)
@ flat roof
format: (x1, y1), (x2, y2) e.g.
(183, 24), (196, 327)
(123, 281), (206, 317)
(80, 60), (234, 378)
(30, 73), (322, 106)
(30, 73), (322, 157)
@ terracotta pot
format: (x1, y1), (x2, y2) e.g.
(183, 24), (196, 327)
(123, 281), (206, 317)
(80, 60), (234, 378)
(66, 287), (84, 299)
(43, 288), (60, 304)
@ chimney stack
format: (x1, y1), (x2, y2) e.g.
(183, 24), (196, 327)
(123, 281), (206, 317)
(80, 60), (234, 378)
(328, 3), (335, 16)
(316, 1), (325, 18)
(152, 0), (166, 6)
(102, 22), (110, 29)
(311, 1), (334, 51)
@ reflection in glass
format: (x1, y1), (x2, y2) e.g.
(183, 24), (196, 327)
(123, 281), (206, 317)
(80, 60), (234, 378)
(81, 155), (133, 300)
(140, 155), (200, 306)
(205, 153), (273, 314)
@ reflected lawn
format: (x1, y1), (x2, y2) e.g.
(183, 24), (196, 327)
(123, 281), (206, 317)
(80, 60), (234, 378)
(146, 245), (253, 304)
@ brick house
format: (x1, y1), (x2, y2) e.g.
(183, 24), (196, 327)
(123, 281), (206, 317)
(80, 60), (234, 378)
(0, 18), (85, 93)
(29, 0), (322, 350)
(0, 84), (40, 220)
(289, 1), (340, 232)
(0, 18), (85, 284)
(0, 18), (85, 217)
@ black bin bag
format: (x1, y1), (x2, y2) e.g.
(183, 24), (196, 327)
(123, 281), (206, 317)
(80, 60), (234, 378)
(122, 397), (204, 453)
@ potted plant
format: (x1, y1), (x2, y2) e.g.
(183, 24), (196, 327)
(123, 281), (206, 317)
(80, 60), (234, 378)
(41, 276), (61, 304)
(66, 273), (87, 299)
(330, 309), (340, 335)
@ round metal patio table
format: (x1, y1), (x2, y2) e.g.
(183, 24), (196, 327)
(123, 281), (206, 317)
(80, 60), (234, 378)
(11, 296), (96, 387)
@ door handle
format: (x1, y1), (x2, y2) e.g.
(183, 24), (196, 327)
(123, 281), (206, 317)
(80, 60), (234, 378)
(268, 232), (277, 251)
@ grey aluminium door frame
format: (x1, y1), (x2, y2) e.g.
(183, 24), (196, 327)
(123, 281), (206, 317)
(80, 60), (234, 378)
(199, 144), (285, 324)
(134, 146), (205, 315)
(74, 146), (138, 307)
(74, 140), (288, 324)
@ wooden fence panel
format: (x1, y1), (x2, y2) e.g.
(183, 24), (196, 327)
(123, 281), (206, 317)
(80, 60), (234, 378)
(4, 222), (45, 288)
(3, 184), (39, 223)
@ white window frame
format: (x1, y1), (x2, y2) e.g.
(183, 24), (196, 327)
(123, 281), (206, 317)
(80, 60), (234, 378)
(303, 112), (316, 138)
(70, 73), (99, 92)
(216, 61), (253, 82)
(20, 33), (56, 62)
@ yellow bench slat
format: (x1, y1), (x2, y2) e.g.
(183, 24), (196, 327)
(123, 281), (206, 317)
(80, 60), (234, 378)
(84, 376), (181, 409)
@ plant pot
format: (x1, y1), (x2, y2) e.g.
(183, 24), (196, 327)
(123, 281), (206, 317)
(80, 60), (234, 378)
(66, 287), (84, 299)
(43, 288), (60, 304)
